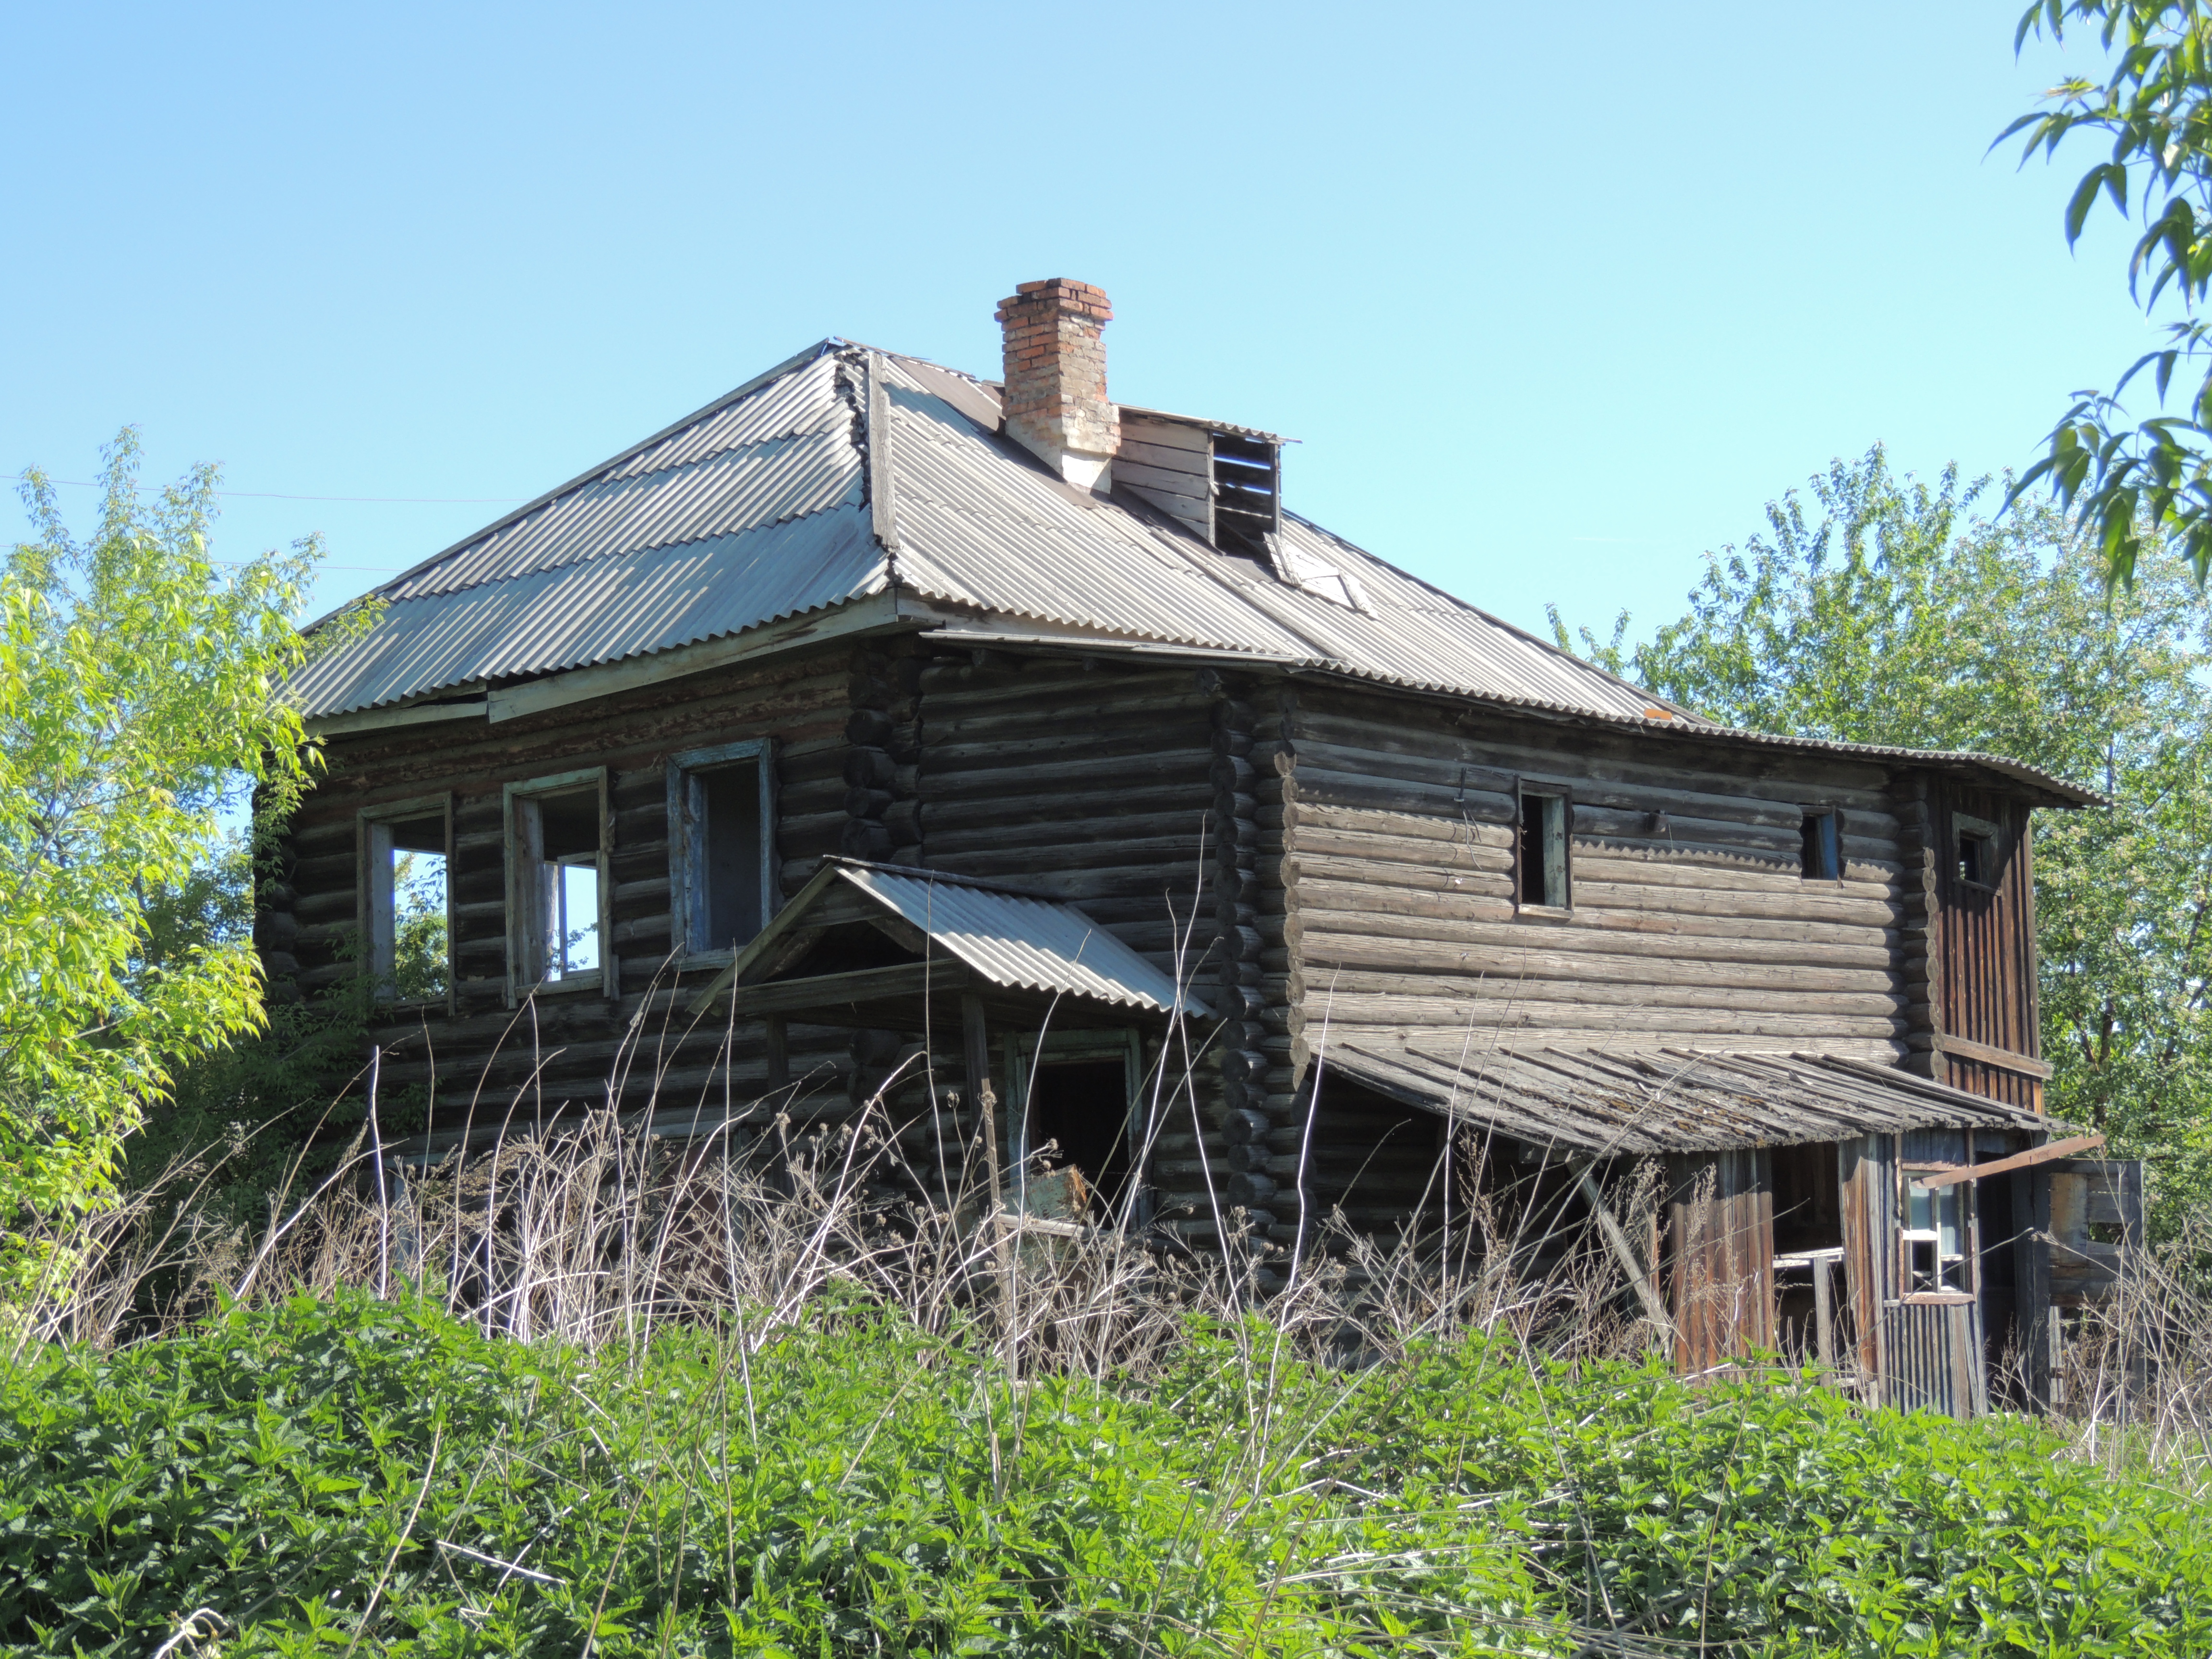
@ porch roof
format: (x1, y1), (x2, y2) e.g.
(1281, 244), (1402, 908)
(1325, 1043), (2068, 1156)
(691, 858), (1211, 1024)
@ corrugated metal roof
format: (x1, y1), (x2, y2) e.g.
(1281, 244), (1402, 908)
(280, 339), (2101, 804)
(835, 862), (1209, 1018)
(1326, 1042), (2063, 1155)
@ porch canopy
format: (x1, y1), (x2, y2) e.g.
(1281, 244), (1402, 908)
(691, 857), (1211, 1034)
(1324, 1042), (2068, 1157)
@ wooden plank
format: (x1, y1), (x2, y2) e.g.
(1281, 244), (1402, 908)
(727, 960), (971, 1018)
(1938, 1034), (2052, 1079)
(1911, 1133), (2105, 1190)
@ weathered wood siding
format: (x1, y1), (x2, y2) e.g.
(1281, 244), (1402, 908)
(266, 645), (864, 1148)
(1269, 683), (1910, 1067)
(902, 650), (1237, 1240)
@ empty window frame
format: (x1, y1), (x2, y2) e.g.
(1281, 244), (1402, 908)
(1800, 809), (1842, 881)
(1955, 812), (2001, 890)
(1902, 1172), (1972, 1295)
(359, 794), (453, 1006)
(1515, 787), (1570, 911)
(505, 769), (612, 1000)
(667, 739), (778, 960)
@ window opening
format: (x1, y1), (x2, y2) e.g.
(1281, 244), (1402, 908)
(363, 805), (449, 1004)
(1903, 1175), (1970, 1293)
(1517, 790), (1569, 909)
(1800, 810), (1841, 881)
(508, 774), (609, 995)
(1957, 825), (1996, 888)
(669, 742), (774, 958)
(1011, 1032), (1143, 1225)
(1210, 432), (1280, 560)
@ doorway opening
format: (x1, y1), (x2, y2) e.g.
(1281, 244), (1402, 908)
(1013, 1032), (1142, 1224)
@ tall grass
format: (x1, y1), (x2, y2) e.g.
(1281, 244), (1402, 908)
(7, 1002), (2212, 1654)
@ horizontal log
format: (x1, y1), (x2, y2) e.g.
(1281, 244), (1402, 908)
(1289, 963), (1906, 1016)
(1295, 897), (1896, 960)
(1298, 915), (1892, 975)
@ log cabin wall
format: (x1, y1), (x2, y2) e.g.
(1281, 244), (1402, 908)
(267, 644), (864, 1150)
(1271, 682), (1911, 1070)
(902, 649), (1240, 1244)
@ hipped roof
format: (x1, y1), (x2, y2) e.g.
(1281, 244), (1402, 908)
(287, 341), (2100, 806)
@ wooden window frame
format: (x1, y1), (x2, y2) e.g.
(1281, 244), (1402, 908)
(504, 767), (614, 1005)
(1954, 811), (2002, 891)
(1799, 806), (1844, 883)
(1899, 1161), (1976, 1302)
(1514, 783), (1573, 915)
(357, 792), (456, 1013)
(665, 738), (780, 967)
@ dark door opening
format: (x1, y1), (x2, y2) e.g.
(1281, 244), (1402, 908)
(1024, 1059), (1134, 1219)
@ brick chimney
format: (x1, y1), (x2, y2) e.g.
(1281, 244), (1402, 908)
(995, 278), (1119, 492)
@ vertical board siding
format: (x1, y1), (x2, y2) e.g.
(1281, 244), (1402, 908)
(1667, 1147), (1777, 1373)
(1935, 785), (2043, 1106)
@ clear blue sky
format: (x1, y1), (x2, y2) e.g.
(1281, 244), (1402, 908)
(0, 2), (2162, 646)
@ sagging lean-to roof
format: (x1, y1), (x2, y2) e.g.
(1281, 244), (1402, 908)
(1327, 1043), (2068, 1157)
(693, 858), (1211, 1022)
(286, 339), (2100, 806)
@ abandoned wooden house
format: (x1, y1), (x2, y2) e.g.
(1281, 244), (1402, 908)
(268, 277), (2128, 1415)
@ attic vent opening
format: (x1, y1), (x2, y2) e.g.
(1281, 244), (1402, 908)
(1210, 432), (1280, 560)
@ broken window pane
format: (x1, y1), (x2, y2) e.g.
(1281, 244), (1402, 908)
(1800, 810), (1841, 881)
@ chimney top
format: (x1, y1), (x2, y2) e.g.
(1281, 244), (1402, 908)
(995, 278), (1119, 492)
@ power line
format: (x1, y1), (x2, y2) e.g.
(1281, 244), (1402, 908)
(7, 472), (520, 505)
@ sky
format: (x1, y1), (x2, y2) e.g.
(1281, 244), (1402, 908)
(0, 1), (2168, 648)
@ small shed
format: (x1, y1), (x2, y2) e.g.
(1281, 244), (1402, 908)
(1319, 1044), (2101, 1415)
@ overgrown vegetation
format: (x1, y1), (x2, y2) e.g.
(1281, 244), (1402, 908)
(8, 1289), (2211, 1658)
(1551, 450), (2212, 1234)
(0, 436), (364, 1298)
(7, 1115), (2212, 1659)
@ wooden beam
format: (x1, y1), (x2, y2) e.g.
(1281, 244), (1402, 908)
(1937, 1034), (2054, 1081)
(726, 960), (970, 1019)
(307, 694), (487, 739)
(1912, 1133), (2106, 1191)
(763, 1015), (789, 1092)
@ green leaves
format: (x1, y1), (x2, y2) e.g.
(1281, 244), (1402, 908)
(0, 432), (337, 1294)
(2006, 1), (2212, 589)
(5, 1298), (2212, 1655)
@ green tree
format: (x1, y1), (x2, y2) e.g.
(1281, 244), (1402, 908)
(1552, 448), (2212, 1228)
(1, 432), (328, 1283)
(2006, 0), (2212, 589)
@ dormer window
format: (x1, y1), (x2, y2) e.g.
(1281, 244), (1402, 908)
(1116, 407), (1284, 558)
(1209, 432), (1279, 559)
